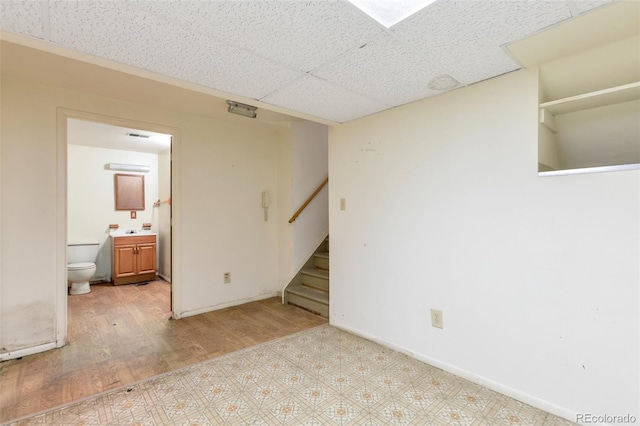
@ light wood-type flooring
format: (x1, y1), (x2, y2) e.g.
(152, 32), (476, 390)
(0, 280), (327, 423)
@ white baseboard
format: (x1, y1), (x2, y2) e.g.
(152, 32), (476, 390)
(0, 341), (59, 362)
(158, 273), (171, 283)
(330, 321), (578, 424)
(179, 292), (279, 318)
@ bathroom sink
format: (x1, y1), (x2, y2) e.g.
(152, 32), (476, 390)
(110, 229), (157, 237)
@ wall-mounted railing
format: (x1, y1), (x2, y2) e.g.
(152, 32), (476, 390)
(288, 177), (328, 223)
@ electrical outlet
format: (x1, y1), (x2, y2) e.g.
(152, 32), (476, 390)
(431, 309), (443, 329)
(223, 272), (231, 284)
(340, 198), (346, 210)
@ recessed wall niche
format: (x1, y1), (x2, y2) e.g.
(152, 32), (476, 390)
(538, 84), (640, 176)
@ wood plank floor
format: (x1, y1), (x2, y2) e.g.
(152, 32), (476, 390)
(0, 280), (327, 423)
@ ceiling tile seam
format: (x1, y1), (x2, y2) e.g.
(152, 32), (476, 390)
(386, 8), (586, 86)
(565, 1), (581, 18)
(41, 1), (50, 42)
(120, 1), (319, 79)
(335, 0), (452, 100)
(93, 2), (427, 104)
(300, 28), (462, 108)
(300, 73), (394, 110)
(256, 73), (311, 103)
(382, 27), (456, 80)
(382, 5), (487, 87)
(380, 29), (471, 94)
(301, 31), (386, 78)
(257, 73), (393, 118)
(299, 29), (387, 75)
(388, 42), (511, 90)
(115, 3), (304, 74)
(305, 68), (412, 109)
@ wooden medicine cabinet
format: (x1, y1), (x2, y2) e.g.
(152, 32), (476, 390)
(115, 173), (145, 211)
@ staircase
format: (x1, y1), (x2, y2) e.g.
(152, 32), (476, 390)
(284, 237), (329, 317)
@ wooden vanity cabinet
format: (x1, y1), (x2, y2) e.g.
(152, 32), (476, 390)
(112, 234), (157, 285)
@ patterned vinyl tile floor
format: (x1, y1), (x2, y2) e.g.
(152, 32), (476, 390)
(8, 325), (575, 425)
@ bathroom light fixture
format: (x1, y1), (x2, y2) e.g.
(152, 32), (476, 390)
(227, 100), (257, 119)
(105, 163), (151, 173)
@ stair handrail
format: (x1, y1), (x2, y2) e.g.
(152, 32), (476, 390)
(288, 177), (328, 223)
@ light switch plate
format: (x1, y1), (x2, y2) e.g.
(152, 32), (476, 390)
(431, 309), (443, 329)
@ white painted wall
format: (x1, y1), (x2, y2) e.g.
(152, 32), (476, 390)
(329, 69), (639, 421)
(0, 75), (286, 355)
(278, 121), (328, 289)
(291, 122), (329, 267)
(1, 78), (59, 353)
(178, 118), (281, 316)
(68, 144), (159, 281)
(555, 99), (640, 169)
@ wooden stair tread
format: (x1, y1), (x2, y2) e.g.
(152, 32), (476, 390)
(301, 267), (329, 279)
(284, 235), (329, 318)
(286, 285), (329, 304)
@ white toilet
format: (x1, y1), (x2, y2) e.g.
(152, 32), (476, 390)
(68, 243), (100, 295)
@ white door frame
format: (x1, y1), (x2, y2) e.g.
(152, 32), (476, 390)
(56, 108), (183, 346)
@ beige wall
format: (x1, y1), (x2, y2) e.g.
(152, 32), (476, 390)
(158, 150), (171, 281)
(329, 68), (639, 420)
(278, 121), (329, 291)
(0, 75), (286, 356)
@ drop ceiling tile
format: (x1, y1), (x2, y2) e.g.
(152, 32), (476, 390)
(0, 0), (46, 39)
(1, 0), (623, 125)
(313, 33), (451, 106)
(392, 0), (573, 84)
(127, 0), (384, 72)
(47, 1), (302, 100)
(261, 76), (391, 123)
(467, 1), (573, 44)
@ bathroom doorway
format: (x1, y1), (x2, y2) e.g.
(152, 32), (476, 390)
(66, 117), (173, 313)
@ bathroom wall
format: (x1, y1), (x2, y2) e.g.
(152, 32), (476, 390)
(67, 144), (159, 281)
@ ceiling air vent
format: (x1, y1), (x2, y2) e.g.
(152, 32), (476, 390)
(126, 132), (150, 139)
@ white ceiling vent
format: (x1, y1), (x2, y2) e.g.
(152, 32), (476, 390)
(126, 132), (150, 139)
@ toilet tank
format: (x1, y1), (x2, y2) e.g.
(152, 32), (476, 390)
(68, 243), (100, 264)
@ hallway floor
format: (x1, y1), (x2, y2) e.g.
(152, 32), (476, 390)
(0, 281), (327, 423)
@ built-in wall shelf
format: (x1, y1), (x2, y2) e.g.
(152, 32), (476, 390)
(539, 163), (640, 177)
(539, 82), (640, 116)
(538, 81), (640, 174)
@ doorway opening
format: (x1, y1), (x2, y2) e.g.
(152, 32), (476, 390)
(66, 117), (173, 320)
